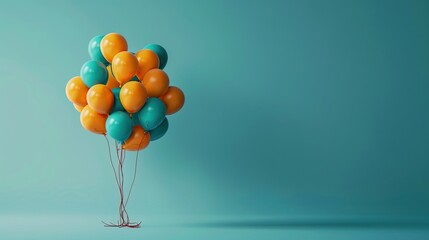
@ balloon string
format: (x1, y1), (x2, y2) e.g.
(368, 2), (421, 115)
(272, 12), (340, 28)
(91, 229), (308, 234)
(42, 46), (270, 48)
(114, 141), (120, 161)
(125, 133), (145, 207)
(102, 138), (141, 228)
(119, 148), (126, 224)
(122, 149), (128, 223)
(114, 142), (125, 225)
(122, 149), (131, 224)
(120, 148), (131, 225)
(104, 135), (120, 189)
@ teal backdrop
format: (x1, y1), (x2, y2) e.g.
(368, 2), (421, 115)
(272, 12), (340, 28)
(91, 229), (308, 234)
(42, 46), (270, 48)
(0, 0), (429, 239)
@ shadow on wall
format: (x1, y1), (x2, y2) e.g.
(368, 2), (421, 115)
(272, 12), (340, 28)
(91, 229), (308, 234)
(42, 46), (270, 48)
(182, 218), (429, 229)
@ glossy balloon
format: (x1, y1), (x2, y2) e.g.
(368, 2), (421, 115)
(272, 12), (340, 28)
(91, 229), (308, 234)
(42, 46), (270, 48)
(100, 33), (128, 63)
(142, 69), (169, 97)
(65, 76), (88, 107)
(73, 103), (85, 112)
(149, 118), (169, 141)
(122, 126), (150, 151)
(120, 81), (147, 113)
(88, 35), (109, 66)
(143, 44), (168, 69)
(105, 111), (133, 142)
(80, 60), (108, 88)
(86, 84), (114, 114)
(110, 87), (125, 113)
(80, 105), (107, 134)
(106, 65), (120, 89)
(138, 97), (166, 131)
(112, 51), (138, 85)
(160, 86), (185, 115)
(135, 49), (159, 80)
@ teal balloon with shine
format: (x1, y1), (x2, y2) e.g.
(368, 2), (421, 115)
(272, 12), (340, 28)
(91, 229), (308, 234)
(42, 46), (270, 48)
(80, 60), (108, 88)
(138, 98), (166, 131)
(106, 111), (133, 143)
(143, 44), (168, 69)
(110, 88), (125, 113)
(88, 35), (109, 66)
(149, 118), (169, 141)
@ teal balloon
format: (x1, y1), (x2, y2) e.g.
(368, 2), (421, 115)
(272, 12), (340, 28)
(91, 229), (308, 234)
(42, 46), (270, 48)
(131, 113), (140, 126)
(88, 35), (109, 66)
(138, 98), (166, 131)
(149, 118), (169, 141)
(106, 111), (133, 142)
(110, 88), (125, 113)
(143, 44), (168, 69)
(80, 60), (108, 88)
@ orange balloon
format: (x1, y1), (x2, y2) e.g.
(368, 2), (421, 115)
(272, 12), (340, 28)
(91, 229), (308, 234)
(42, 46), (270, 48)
(122, 126), (150, 151)
(120, 81), (147, 113)
(100, 33), (128, 63)
(65, 76), (88, 107)
(73, 103), (85, 112)
(112, 51), (138, 85)
(80, 105), (108, 134)
(160, 86), (185, 115)
(106, 65), (120, 89)
(135, 49), (159, 80)
(86, 84), (114, 114)
(142, 69), (170, 97)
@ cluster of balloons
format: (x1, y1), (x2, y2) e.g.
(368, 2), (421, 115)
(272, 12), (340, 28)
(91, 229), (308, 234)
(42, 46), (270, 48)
(65, 33), (185, 151)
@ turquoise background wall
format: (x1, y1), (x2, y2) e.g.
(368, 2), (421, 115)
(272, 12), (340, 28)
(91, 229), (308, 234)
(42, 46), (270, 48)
(0, 0), (429, 238)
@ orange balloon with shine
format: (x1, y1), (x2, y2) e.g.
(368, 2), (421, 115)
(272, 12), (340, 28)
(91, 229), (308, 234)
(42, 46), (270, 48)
(122, 126), (150, 151)
(65, 76), (88, 107)
(135, 49), (159, 80)
(112, 51), (138, 85)
(86, 84), (114, 114)
(80, 105), (108, 134)
(160, 86), (185, 115)
(142, 69), (169, 97)
(100, 33), (128, 63)
(120, 81), (147, 113)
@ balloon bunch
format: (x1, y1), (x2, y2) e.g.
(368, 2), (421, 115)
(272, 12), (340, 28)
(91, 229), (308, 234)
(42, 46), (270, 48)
(65, 33), (185, 228)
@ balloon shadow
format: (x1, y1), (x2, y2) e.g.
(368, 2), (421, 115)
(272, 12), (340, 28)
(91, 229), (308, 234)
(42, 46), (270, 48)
(184, 218), (429, 229)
